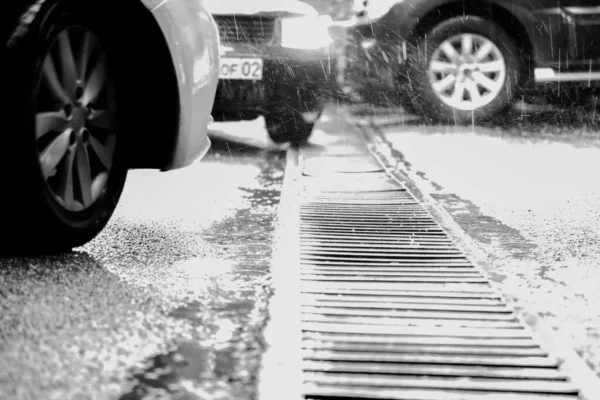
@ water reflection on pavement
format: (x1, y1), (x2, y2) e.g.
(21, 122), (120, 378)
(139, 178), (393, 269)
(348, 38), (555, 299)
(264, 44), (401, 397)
(0, 121), (285, 400)
(366, 103), (600, 376)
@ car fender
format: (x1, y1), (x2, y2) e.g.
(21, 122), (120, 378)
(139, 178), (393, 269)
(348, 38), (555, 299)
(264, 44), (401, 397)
(376, 0), (456, 39)
(142, 0), (220, 170)
(379, 0), (557, 64)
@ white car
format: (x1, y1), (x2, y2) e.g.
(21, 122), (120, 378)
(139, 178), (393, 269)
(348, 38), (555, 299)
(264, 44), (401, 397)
(1, 0), (220, 254)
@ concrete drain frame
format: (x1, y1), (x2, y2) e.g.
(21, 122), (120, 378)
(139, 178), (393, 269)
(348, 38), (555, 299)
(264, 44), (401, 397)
(259, 121), (600, 400)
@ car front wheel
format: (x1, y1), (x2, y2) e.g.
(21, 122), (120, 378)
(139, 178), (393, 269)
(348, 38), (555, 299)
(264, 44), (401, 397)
(2, 0), (127, 255)
(407, 16), (520, 124)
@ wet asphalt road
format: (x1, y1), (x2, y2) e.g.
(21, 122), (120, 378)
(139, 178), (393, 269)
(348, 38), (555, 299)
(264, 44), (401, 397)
(0, 121), (285, 400)
(362, 101), (600, 377)
(4, 99), (600, 399)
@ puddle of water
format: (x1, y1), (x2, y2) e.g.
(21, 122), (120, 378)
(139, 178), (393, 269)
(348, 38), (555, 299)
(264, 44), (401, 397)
(120, 152), (284, 400)
(169, 302), (204, 324)
(431, 192), (538, 284)
(177, 258), (235, 278)
(119, 340), (243, 400)
(119, 341), (207, 399)
(239, 188), (281, 208)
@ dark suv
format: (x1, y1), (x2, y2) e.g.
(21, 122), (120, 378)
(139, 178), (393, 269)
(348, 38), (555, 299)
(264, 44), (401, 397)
(351, 0), (600, 123)
(206, 0), (335, 144)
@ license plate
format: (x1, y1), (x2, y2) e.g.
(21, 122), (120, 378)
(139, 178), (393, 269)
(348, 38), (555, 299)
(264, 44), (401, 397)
(219, 58), (263, 80)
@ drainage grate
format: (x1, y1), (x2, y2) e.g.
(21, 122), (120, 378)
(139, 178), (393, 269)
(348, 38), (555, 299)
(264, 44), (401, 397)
(299, 171), (582, 399)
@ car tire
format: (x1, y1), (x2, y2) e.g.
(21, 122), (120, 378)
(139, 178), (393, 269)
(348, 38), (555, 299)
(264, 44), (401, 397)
(407, 16), (521, 124)
(265, 105), (323, 145)
(1, 0), (127, 255)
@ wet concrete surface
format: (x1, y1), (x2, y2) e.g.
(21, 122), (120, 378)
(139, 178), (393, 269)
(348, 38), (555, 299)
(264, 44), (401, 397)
(361, 103), (600, 377)
(0, 122), (285, 399)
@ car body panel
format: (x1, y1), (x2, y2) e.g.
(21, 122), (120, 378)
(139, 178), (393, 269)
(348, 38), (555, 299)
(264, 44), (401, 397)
(145, 0), (220, 170)
(480, 0), (566, 67)
(203, 0), (318, 17)
(217, 41), (331, 62)
(354, 0), (600, 76)
(357, 0), (563, 64)
(140, 0), (167, 10)
(561, 3), (600, 66)
(510, 5), (565, 67)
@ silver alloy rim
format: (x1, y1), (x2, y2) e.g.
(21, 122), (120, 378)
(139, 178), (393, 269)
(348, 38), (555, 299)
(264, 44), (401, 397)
(35, 27), (116, 212)
(428, 33), (506, 111)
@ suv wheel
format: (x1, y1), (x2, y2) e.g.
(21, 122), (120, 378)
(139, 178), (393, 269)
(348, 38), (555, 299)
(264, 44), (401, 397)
(408, 16), (520, 124)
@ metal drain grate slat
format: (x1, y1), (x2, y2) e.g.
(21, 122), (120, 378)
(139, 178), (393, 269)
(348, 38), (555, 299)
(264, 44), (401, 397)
(304, 351), (558, 368)
(301, 301), (509, 313)
(302, 360), (569, 380)
(301, 247), (463, 254)
(299, 171), (581, 399)
(302, 322), (536, 338)
(302, 309), (518, 324)
(302, 317), (522, 330)
(303, 341), (546, 356)
(302, 295), (506, 306)
(302, 228), (443, 233)
(302, 265), (477, 270)
(303, 386), (577, 400)
(301, 271), (484, 277)
(303, 234), (451, 242)
(302, 333), (543, 349)
(304, 374), (579, 396)
(300, 232), (451, 237)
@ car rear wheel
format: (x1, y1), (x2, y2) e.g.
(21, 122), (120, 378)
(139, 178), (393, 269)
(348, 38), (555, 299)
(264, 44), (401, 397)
(265, 106), (323, 145)
(407, 16), (520, 124)
(2, 1), (127, 255)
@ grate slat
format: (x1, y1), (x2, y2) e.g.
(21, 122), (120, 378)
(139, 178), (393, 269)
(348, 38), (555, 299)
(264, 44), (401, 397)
(302, 322), (533, 338)
(302, 361), (568, 380)
(304, 385), (578, 400)
(302, 276), (490, 283)
(301, 300), (510, 313)
(301, 255), (470, 263)
(304, 373), (578, 393)
(301, 271), (485, 277)
(303, 351), (558, 367)
(302, 315), (523, 329)
(301, 241), (457, 248)
(302, 341), (546, 357)
(301, 295), (505, 306)
(303, 269), (474, 274)
(299, 233), (452, 240)
(306, 372), (576, 394)
(302, 306), (515, 319)
(302, 333), (543, 348)
(302, 245), (461, 252)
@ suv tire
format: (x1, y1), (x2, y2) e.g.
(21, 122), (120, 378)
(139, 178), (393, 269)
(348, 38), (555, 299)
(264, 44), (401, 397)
(408, 16), (521, 124)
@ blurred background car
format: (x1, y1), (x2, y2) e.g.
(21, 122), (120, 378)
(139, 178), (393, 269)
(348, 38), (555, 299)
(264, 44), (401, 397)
(206, 0), (336, 144)
(1, 0), (219, 254)
(349, 0), (600, 123)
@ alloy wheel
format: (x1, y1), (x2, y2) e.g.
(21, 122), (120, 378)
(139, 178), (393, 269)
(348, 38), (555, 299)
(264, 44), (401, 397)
(35, 26), (117, 212)
(428, 33), (506, 111)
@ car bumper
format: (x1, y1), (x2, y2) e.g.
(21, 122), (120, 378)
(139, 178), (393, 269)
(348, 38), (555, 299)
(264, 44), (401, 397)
(212, 44), (336, 114)
(151, 0), (220, 171)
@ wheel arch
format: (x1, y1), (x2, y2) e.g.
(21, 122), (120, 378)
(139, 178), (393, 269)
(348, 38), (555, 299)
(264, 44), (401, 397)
(112, 0), (181, 169)
(3, 0), (181, 170)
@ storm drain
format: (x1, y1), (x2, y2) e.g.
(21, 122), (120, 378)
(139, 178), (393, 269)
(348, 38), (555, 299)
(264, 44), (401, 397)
(298, 163), (581, 399)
